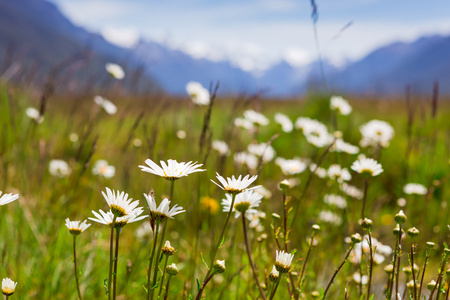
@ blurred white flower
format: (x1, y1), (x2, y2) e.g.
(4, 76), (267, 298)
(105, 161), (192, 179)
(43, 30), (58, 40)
(49, 159), (71, 178)
(105, 63), (125, 79)
(330, 96), (352, 115)
(94, 96), (117, 115)
(176, 130), (187, 139)
(186, 81), (210, 105)
(352, 273), (368, 285)
(332, 139), (359, 154)
(274, 113), (293, 132)
(247, 211), (266, 231)
(254, 186), (272, 199)
(247, 143), (276, 162)
(25, 107), (44, 123)
(350, 235), (392, 264)
(243, 109), (269, 126)
(139, 159), (205, 180)
(309, 163), (328, 178)
(351, 158), (383, 177)
(328, 164), (352, 183)
(234, 152), (258, 171)
(340, 183), (363, 200)
(296, 118), (332, 147)
(1, 277), (17, 296)
(319, 210), (342, 225)
(69, 133), (79, 143)
(92, 160), (115, 178)
(234, 117), (254, 130)
(135, 221), (153, 239)
(403, 183), (427, 195)
(324, 194), (347, 209)
(0, 191), (19, 206)
(360, 120), (394, 148)
(275, 157), (307, 175)
(212, 140), (230, 156)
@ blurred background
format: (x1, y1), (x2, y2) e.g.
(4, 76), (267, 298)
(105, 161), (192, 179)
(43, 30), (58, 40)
(2, 0), (450, 97)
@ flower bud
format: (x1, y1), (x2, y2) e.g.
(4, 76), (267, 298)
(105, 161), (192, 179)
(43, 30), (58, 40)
(279, 180), (290, 190)
(162, 241), (176, 256)
(407, 227), (420, 238)
(312, 224), (320, 233)
(269, 266), (280, 283)
(311, 291), (320, 299)
(393, 224), (404, 236)
(213, 260), (226, 274)
(394, 210), (407, 224)
(426, 242), (435, 249)
(351, 233), (362, 244)
(384, 264), (394, 274)
(166, 263), (179, 276)
(361, 218), (373, 230)
(427, 280), (436, 291)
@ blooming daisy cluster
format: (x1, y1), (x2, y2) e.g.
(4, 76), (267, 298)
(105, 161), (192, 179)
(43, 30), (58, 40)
(360, 119), (394, 148)
(186, 81), (210, 106)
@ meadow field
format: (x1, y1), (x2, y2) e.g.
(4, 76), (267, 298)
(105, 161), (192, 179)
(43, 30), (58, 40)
(0, 82), (449, 300)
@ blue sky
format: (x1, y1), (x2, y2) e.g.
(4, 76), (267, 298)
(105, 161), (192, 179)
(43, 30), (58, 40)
(49, 0), (450, 71)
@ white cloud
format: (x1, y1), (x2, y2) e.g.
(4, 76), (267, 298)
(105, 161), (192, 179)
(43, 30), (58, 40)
(101, 27), (140, 48)
(283, 48), (313, 67)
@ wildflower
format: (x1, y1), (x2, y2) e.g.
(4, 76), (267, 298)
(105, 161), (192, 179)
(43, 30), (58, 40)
(350, 158), (383, 177)
(246, 211), (266, 231)
(0, 191), (19, 206)
(49, 159), (72, 178)
(403, 183), (427, 195)
(309, 163), (328, 178)
(295, 118), (332, 147)
(279, 179), (291, 190)
(234, 152), (258, 170)
(92, 160), (115, 178)
(274, 113), (293, 132)
(330, 96), (352, 115)
(407, 227), (420, 238)
(89, 208), (147, 228)
(328, 164), (351, 183)
(200, 196), (219, 214)
(144, 193), (185, 223)
(350, 235), (392, 264)
(162, 241), (176, 256)
(213, 260), (226, 274)
(269, 266), (280, 282)
(243, 109), (269, 126)
(275, 157), (307, 175)
(166, 263), (179, 276)
(352, 272), (368, 285)
(254, 186), (272, 199)
(94, 95), (117, 115)
(211, 173), (260, 195)
(340, 183), (363, 199)
(139, 159), (205, 180)
(394, 210), (407, 224)
(351, 233), (362, 244)
(360, 120), (394, 148)
(25, 107), (44, 123)
(105, 63), (125, 79)
(135, 221), (152, 239)
(332, 138), (359, 154)
(247, 143), (276, 162)
(324, 194), (347, 209)
(234, 117), (254, 130)
(319, 210), (342, 225)
(65, 218), (91, 235)
(69, 133), (79, 143)
(1, 278), (17, 296)
(361, 218), (373, 229)
(212, 140), (230, 156)
(221, 190), (262, 218)
(102, 187), (140, 217)
(275, 250), (294, 273)
(186, 81), (210, 105)
(427, 280), (437, 291)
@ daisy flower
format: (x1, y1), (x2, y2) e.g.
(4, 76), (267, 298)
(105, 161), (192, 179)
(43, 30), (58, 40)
(144, 193), (185, 223)
(211, 173), (260, 195)
(89, 208), (147, 228)
(275, 250), (294, 273)
(0, 191), (19, 206)
(94, 96), (117, 115)
(360, 120), (394, 148)
(330, 95), (352, 115)
(139, 159), (205, 180)
(92, 160), (116, 178)
(234, 152), (258, 171)
(274, 113), (293, 132)
(275, 157), (307, 175)
(243, 109), (269, 126)
(49, 159), (71, 178)
(105, 63), (125, 80)
(25, 107), (44, 123)
(332, 138), (359, 154)
(328, 164), (352, 183)
(351, 158), (383, 177)
(102, 187), (140, 217)
(324, 194), (347, 209)
(234, 117), (254, 130)
(186, 81), (210, 105)
(403, 183), (427, 195)
(65, 218), (91, 235)
(269, 265), (280, 282)
(247, 143), (276, 162)
(1, 278), (17, 296)
(221, 190), (263, 218)
(212, 140), (230, 156)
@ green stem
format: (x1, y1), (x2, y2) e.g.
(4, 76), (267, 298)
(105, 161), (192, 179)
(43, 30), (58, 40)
(113, 228), (120, 300)
(298, 234), (314, 288)
(73, 235), (83, 300)
(418, 248), (430, 300)
(147, 221), (160, 300)
(158, 255), (170, 298)
(366, 231), (373, 300)
(196, 193), (237, 300)
(269, 278), (281, 300)
(395, 226), (403, 298)
(242, 213), (267, 300)
(361, 178), (369, 221)
(150, 221), (168, 300)
(163, 275), (172, 300)
(410, 243), (417, 300)
(108, 216), (117, 300)
(323, 244), (354, 299)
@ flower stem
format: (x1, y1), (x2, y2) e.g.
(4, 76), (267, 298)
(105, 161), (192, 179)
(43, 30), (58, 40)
(282, 190), (288, 251)
(395, 224), (403, 299)
(150, 221), (168, 300)
(323, 244), (354, 299)
(163, 275), (172, 300)
(418, 247), (431, 300)
(147, 221), (160, 300)
(361, 178), (369, 220)
(73, 235), (83, 300)
(298, 233), (315, 288)
(242, 213), (267, 300)
(410, 243), (417, 300)
(387, 225), (401, 300)
(366, 231), (374, 300)
(196, 193), (237, 300)
(269, 278), (281, 300)
(108, 216), (117, 300)
(158, 255), (170, 298)
(113, 227), (121, 300)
